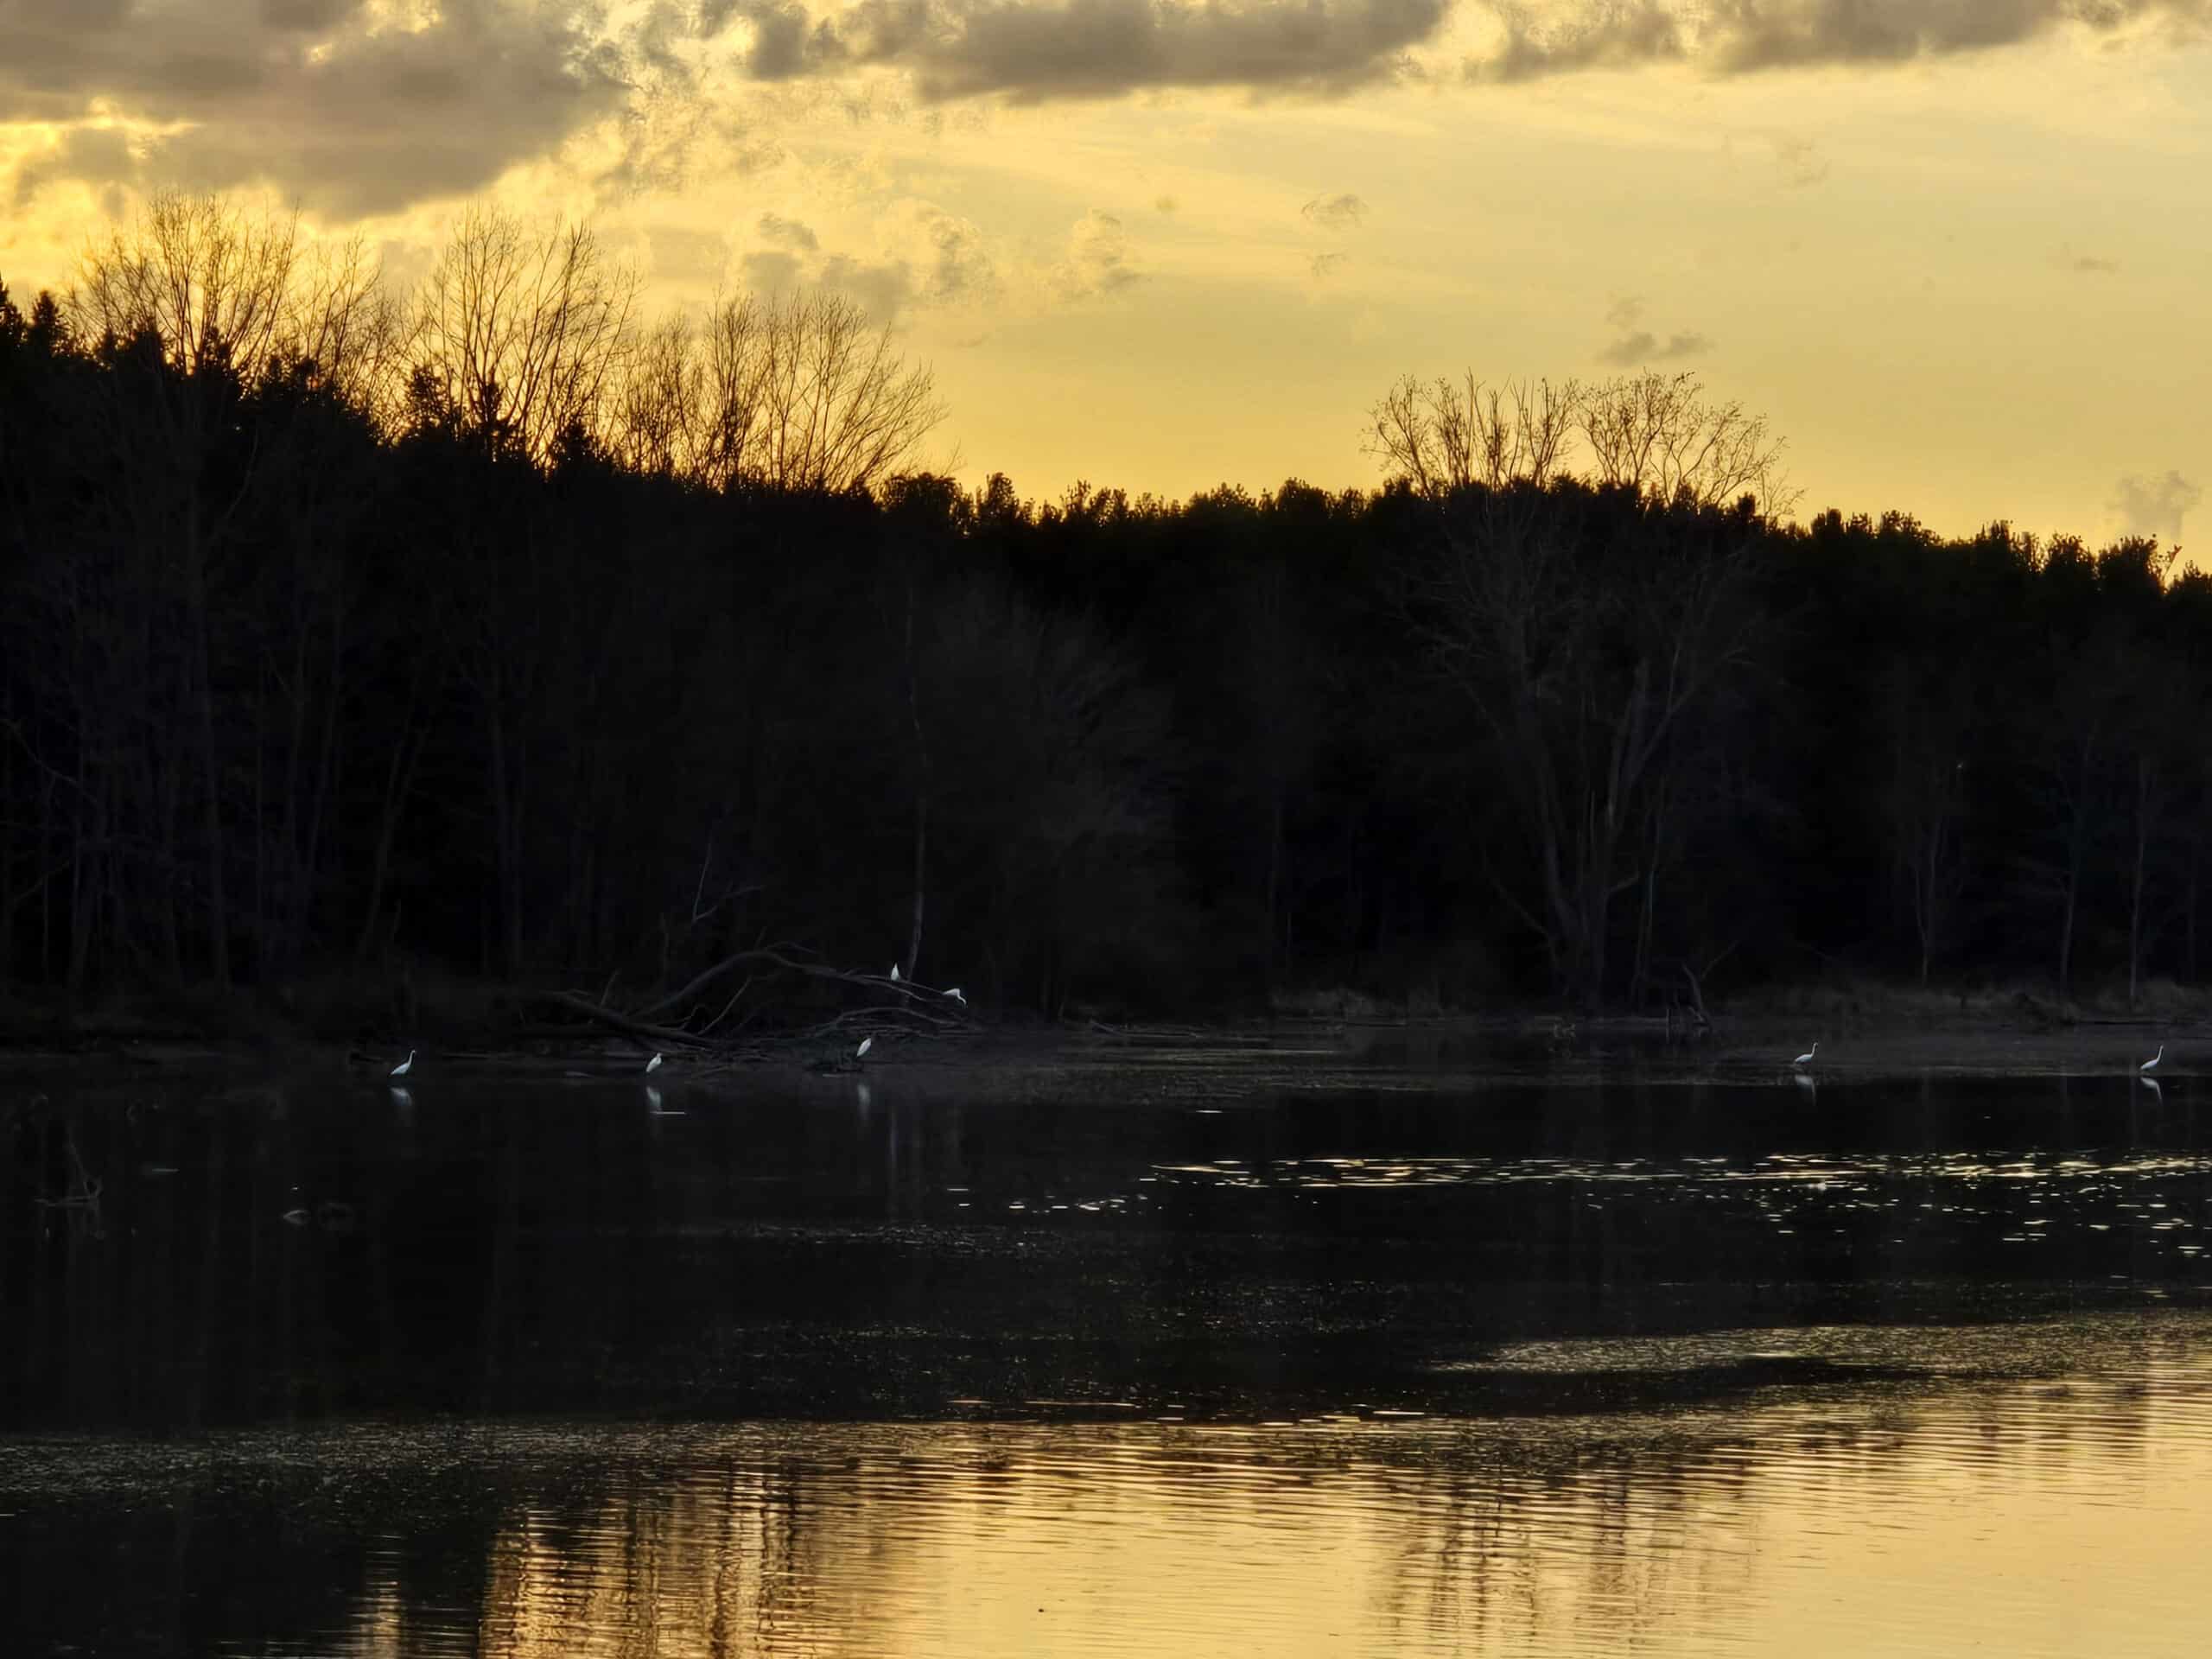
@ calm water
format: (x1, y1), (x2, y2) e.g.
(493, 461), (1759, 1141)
(4, 1055), (2211, 1655)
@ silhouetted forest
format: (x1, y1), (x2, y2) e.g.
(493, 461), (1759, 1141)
(1, 196), (2203, 1025)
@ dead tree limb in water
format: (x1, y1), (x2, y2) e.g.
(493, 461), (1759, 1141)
(537, 989), (704, 1050)
(543, 945), (975, 1056)
(632, 944), (849, 1022)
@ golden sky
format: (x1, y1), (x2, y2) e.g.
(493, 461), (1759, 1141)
(2, 1), (2206, 546)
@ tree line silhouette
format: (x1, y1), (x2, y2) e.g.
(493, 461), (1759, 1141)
(0, 194), (2202, 1026)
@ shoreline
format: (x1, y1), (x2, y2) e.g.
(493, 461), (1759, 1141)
(1, 1003), (2203, 1090)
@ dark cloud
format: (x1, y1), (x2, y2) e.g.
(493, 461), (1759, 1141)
(1597, 327), (1711, 365)
(2112, 470), (2202, 542)
(1465, 0), (2208, 81)
(739, 204), (997, 322)
(760, 212), (821, 250)
(741, 2), (847, 78)
(1301, 192), (1368, 229)
(259, 0), (365, 28)
(1469, 0), (1685, 81)
(0, 1), (648, 216)
(744, 0), (1448, 101)
(741, 248), (807, 296)
(906, 207), (995, 302)
(12, 124), (138, 210)
(1060, 208), (1141, 296)
(818, 252), (915, 321)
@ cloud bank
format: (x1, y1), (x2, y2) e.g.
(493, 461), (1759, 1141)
(7, 1), (2209, 226)
(1465, 0), (2209, 83)
(732, 0), (1450, 99)
(0, 1), (664, 214)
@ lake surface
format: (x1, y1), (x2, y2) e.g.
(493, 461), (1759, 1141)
(4, 1050), (2211, 1655)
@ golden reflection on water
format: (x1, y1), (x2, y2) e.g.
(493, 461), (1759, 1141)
(339, 1326), (2212, 1659)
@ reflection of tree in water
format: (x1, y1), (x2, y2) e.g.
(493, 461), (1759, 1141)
(1376, 1433), (1760, 1650)
(1376, 1357), (2164, 1651)
(471, 1453), (906, 1658)
(445, 1388), (2171, 1656)
(0, 1373), (2189, 1658)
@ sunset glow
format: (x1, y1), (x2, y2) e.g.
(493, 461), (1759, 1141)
(3, 2), (2205, 543)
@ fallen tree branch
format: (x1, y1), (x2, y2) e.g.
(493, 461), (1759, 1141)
(538, 989), (709, 1049)
(632, 944), (836, 1022)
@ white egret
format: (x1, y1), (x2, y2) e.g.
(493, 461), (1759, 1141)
(2141, 1045), (2164, 1072)
(946, 987), (966, 1005)
(1793, 1042), (1817, 1067)
(390, 1049), (415, 1078)
(645, 1052), (663, 1074)
(856, 1036), (873, 1059)
(890, 964), (900, 982)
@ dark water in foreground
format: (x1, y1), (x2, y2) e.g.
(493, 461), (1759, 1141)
(4, 1058), (2211, 1655)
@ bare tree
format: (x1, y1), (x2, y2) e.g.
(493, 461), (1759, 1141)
(1371, 365), (1777, 1007)
(1370, 369), (1795, 519)
(69, 193), (300, 385)
(1579, 370), (1797, 517)
(290, 234), (416, 429)
(695, 296), (773, 489)
(1367, 373), (1578, 497)
(2120, 645), (2192, 1007)
(752, 291), (946, 494)
(2026, 595), (2126, 996)
(605, 289), (943, 497)
(1882, 662), (1974, 986)
(58, 192), (399, 986)
(606, 311), (701, 480)
(1403, 487), (1762, 1007)
(409, 209), (637, 467)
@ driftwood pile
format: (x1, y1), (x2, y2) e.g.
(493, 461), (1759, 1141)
(533, 946), (972, 1067)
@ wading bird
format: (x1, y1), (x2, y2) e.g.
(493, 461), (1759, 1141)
(2141, 1045), (2164, 1072)
(645, 1052), (663, 1074)
(1793, 1042), (1817, 1067)
(946, 987), (966, 1005)
(890, 964), (900, 982)
(856, 1036), (873, 1060)
(390, 1049), (415, 1078)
